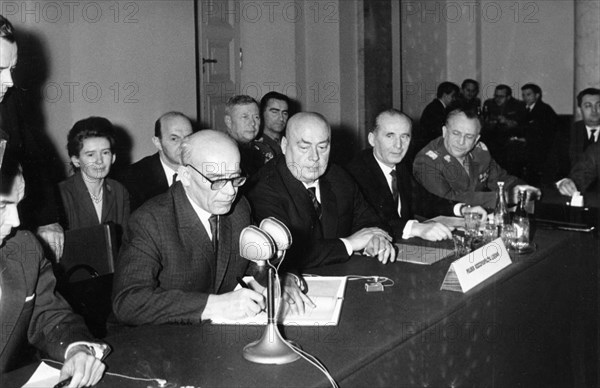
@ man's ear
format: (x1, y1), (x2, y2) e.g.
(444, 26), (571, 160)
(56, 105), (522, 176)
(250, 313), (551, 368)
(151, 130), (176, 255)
(224, 114), (232, 130)
(152, 136), (162, 152)
(442, 125), (448, 138)
(367, 132), (375, 147)
(281, 136), (288, 155)
(111, 153), (116, 165)
(177, 165), (191, 187)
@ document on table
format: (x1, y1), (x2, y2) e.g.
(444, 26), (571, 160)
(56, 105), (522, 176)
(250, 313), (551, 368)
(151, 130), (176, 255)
(211, 276), (347, 326)
(22, 362), (61, 388)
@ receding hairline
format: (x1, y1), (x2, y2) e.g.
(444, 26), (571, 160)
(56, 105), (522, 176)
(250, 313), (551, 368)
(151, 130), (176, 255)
(180, 130), (239, 166)
(286, 112), (330, 139)
(373, 110), (411, 133)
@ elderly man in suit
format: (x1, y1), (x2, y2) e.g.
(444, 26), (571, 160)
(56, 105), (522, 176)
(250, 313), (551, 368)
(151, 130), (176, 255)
(248, 112), (395, 271)
(0, 153), (107, 385)
(414, 108), (541, 209)
(118, 111), (194, 211)
(346, 109), (486, 241)
(569, 88), (600, 166)
(112, 130), (309, 326)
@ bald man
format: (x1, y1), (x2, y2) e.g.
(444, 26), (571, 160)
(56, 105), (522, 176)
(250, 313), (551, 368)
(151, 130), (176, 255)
(248, 112), (395, 270)
(113, 131), (271, 325)
(347, 109), (486, 241)
(117, 111), (194, 211)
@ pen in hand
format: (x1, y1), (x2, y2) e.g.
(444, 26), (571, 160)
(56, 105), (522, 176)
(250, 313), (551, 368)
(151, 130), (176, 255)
(237, 276), (250, 289)
(54, 377), (72, 388)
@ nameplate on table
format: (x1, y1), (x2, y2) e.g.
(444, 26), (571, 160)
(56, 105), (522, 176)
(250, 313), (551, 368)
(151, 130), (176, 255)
(440, 238), (511, 293)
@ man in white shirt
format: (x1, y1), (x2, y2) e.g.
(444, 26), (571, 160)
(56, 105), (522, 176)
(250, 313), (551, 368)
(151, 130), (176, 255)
(113, 130), (310, 325)
(347, 109), (486, 241)
(118, 111), (193, 210)
(569, 88), (600, 166)
(249, 112), (396, 270)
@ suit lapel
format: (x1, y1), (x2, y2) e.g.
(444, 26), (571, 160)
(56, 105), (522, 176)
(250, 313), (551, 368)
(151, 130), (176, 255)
(74, 172), (101, 222)
(0, 248), (27, 360)
(214, 215), (231, 292)
(151, 153), (170, 192)
(276, 157), (318, 225)
(172, 184), (216, 288)
(364, 152), (397, 211)
(101, 181), (116, 222)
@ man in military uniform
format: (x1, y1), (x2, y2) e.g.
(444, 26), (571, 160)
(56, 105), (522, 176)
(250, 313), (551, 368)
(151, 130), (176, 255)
(413, 108), (540, 209)
(251, 92), (290, 164)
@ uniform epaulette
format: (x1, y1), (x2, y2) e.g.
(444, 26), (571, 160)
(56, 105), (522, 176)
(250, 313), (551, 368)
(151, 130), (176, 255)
(425, 150), (438, 160)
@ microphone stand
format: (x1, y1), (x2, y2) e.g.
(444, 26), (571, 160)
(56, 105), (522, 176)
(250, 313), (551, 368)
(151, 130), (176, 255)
(242, 250), (300, 364)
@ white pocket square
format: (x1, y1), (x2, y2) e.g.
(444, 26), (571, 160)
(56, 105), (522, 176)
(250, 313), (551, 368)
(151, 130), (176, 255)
(25, 293), (35, 302)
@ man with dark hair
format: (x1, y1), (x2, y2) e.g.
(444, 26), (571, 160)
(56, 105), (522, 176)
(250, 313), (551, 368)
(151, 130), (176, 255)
(346, 109), (487, 241)
(414, 108), (541, 209)
(458, 79), (481, 114)
(249, 112), (395, 270)
(0, 15), (65, 260)
(117, 111), (193, 210)
(223, 95), (264, 176)
(252, 91), (290, 162)
(569, 88), (600, 165)
(419, 81), (460, 148)
(481, 84), (527, 174)
(520, 83), (560, 184)
(0, 150), (108, 384)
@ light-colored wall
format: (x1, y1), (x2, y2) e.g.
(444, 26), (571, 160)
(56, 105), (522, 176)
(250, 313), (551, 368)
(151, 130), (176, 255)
(480, 0), (574, 113)
(401, 0), (575, 118)
(6, 0), (197, 168)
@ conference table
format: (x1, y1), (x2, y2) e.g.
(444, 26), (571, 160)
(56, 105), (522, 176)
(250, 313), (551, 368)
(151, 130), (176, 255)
(6, 224), (597, 387)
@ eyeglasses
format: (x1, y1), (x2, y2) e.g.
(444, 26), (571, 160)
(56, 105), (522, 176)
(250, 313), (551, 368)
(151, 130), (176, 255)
(186, 164), (246, 190)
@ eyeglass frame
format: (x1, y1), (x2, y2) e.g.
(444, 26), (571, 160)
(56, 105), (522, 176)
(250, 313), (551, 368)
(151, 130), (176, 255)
(185, 164), (246, 190)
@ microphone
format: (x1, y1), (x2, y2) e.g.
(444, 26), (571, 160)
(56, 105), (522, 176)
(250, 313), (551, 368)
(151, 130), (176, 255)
(259, 217), (292, 252)
(239, 225), (276, 262)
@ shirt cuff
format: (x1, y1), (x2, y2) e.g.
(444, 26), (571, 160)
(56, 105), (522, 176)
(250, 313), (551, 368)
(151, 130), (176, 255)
(453, 203), (466, 216)
(65, 342), (109, 361)
(339, 238), (353, 256)
(401, 220), (417, 239)
(555, 178), (569, 188)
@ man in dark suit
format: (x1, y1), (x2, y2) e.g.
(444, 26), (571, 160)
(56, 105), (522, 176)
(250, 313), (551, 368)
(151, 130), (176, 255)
(0, 15), (64, 260)
(248, 112), (395, 271)
(418, 81), (459, 149)
(569, 88), (600, 166)
(118, 112), (193, 211)
(347, 109), (486, 241)
(113, 131), (310, 325)
(0, 154), (107, 384)
(520, 83), (560, 184)
(557, 142), (600, 200)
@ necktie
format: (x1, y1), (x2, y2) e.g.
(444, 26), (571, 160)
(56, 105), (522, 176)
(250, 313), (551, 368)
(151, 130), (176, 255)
(462, 155), (471, 176)
(590, 129), (598, 144)
(172, 173), (178, 186)
(389, 169), (399, 205)
(307, 187), (322, 220)
(208, 215), (218, 254)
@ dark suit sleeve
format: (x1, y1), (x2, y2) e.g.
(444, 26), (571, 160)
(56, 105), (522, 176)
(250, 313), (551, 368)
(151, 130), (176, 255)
(569, 143), (600, 192)
(26, 235), (94, 361)
(248, 178), (349, 270)
(112, 211), (207, 325)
